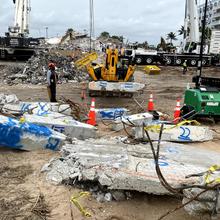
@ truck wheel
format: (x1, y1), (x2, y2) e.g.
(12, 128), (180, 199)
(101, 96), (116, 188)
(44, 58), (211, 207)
(202, 60), (206, 65)
(166, 57), (172, 65)
(146, 57), (153, 64)
(176, 59), (182, 65)
(190, 59), (197, 66)
(135, 57), (142, 64)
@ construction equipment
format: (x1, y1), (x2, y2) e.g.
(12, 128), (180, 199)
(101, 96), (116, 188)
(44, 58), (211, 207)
(0, 0), (40, 60)
(181, 0), (220, 120)
(75, 48), (145, 97)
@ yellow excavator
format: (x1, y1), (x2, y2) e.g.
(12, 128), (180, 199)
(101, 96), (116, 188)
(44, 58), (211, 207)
(75, 48), (145, 97)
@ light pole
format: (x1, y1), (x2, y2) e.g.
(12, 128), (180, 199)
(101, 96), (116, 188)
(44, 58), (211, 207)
(45, 27), (48, 39)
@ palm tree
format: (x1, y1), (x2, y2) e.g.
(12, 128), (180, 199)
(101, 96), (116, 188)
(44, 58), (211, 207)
(178, 26), (185, 36)
(166, 32), (177, 44)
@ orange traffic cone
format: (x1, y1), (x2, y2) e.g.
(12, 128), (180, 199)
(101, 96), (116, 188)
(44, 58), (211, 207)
(87, 98), (96, 126)
(147, 93), (154, 111)
(173, 99), (181, 123)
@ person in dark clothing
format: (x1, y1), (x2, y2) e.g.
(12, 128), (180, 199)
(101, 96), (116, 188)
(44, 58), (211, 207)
(47, 63), (58, 102)
(182, 60), (188, 75)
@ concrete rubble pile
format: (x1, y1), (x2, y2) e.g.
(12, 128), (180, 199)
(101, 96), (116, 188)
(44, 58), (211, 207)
(3, 50), (88, 85)
(0, 93), (19, 105)
(112, 112), (213, 143)
(2, 100), (97, 142)
(183, 169), (220, 217)
(43, 138), (220, 196)
(61, 37), (102, 52)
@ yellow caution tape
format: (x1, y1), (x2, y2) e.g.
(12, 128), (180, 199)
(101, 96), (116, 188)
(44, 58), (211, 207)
(144, 120), (200, 133)
(70, 192), (92, 217)
(205, 165), (220, 185)
(19, 117), (26, 124)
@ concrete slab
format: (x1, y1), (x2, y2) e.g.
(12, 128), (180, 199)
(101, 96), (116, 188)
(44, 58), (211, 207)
(112, 113), (153, 131)
(2, 102), (71, 116)
(95, 108), (129, 120)
(44, 138), (220, 195)
(0, 115), (66, 151)
(134, 124), (213, 142)
(23, 114), (97, 140)
(89, 81), (145, 93)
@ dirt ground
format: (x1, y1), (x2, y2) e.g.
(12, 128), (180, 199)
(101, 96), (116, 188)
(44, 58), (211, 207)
(0, 65), (220, 220)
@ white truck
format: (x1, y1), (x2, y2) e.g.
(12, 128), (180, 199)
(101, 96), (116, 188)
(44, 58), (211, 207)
(124, 0), (219, 67)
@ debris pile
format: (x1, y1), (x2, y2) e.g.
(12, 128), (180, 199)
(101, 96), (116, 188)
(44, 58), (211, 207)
(42, 138), (220, 196)
(0, 93), (19, 105)
(183, 167), (220, 217)
(3, 50), (88, 85)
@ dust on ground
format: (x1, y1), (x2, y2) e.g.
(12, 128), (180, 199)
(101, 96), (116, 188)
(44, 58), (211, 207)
(0, 65), (219, 220)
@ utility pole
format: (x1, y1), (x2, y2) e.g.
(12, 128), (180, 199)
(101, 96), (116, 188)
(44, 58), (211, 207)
(89, 0), (95, 52)
(45, 27), (48, 39)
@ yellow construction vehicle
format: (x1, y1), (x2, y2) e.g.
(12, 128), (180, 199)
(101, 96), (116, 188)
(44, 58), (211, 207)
(75, 48), (145, 97)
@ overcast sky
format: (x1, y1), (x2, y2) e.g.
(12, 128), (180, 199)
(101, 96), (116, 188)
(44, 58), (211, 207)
(0, 0), (187, 45)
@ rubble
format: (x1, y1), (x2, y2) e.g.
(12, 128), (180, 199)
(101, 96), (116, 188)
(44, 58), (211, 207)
(3, 50), (89, 85)
(112, 112), (153, 131)
(0, 93), (19, 105)
(95, 108), (129, 120)
(183, 168), (220, 217)
(0, 115), (66, 151)
(3, 102), (72, 116)
(134, 124), (213, 142)
(43, 138), (220, 195)
(23, 114), (97, 140)
(2, 101), (97, 140)
(89, 81), (145, 94)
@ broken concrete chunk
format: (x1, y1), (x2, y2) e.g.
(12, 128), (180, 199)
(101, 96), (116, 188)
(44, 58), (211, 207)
(23, 114), (97, 140)
(2, 102), (71, 117)
(89, 81), (145, 93)
(134, 124), (213, 142)
(44, 138), (220, 195)
(0, 93), (19, 105)
(0, 115), (66, 151)
(112, 112), (153, 131)
(95, 108), (129, 120)
(183, 169), (220, 217)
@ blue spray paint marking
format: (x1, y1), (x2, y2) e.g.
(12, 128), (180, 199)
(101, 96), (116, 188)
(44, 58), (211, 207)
(21, 103), (50, 116)
(0, 116), (62, 150)
(154, 160), (169, 167)
(46, 137), (60, 150)
(99, 109), (126, 120)
(178, 126), (191, 141)
(51, 125), (65, 133)
(0, 118), (22, 149)
(99, 82), (107, 88)
(21, 103), (32, 113)
(114, 110), (125, 119)
(37, 103), (50, 116)
(167, 147), (179, 154)
(20, 122), (52, 137)
(123, 83), (134, 89)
